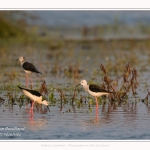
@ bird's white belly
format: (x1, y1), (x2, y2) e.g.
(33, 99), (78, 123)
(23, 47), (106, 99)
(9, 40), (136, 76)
(88, 90), (109, 97)
(23, 90), (42, 103)
(24, 70), (31, 74)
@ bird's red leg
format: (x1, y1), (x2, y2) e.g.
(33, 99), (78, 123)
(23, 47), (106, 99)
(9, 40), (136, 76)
(30, 73), (33, 89)
(95, 97), (99, 119)
(31, 101), (35, 116)
(29, 115), (33, 122)
(29, 101), (35, 116)
(26, 73), (28, 88)
(29, 105), (32, 114)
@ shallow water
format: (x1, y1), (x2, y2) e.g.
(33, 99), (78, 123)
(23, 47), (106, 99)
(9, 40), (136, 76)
(0, 100), (150, 140)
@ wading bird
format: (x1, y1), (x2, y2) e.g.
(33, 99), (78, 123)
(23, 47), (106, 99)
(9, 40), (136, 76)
(18, 86), (50, 116)
(75, 80), (112, 118)
(17, 56), (42, 88)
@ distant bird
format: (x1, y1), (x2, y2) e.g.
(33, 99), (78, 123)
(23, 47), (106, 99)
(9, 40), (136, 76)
(18, 86), (49, 116)
(75, 80), (112, 118)
(17, 56), (42, 88)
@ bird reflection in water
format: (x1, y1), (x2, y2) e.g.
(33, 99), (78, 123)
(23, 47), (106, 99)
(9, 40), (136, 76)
(27, 116), (48, 131)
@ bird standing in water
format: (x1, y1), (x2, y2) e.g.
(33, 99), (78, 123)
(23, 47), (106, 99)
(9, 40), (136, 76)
(17, 56), (42, 88)
(18, 86), (49, 116)
(76, 80), (112, 118)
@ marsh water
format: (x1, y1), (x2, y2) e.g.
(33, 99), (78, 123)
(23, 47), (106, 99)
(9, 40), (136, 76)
(0, 101), (150, 140)
(1, 11), (150, 140)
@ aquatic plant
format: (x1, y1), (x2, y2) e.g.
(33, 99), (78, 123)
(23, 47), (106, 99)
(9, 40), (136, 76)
(39, 80), (48, 96)
(0, 97), (5, 106)
(100, 63), (138, 103)
(142, 90), (150, 105)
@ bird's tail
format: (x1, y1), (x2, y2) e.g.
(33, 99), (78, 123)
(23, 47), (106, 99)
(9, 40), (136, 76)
(18, 86), (26, 90)
(35, 71), (42, 74)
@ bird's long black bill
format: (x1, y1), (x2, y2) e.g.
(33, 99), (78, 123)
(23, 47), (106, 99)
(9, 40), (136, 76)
(75, 84), (81, 88)
(12, 59), (19, 63)
(47, 106), (50, 112)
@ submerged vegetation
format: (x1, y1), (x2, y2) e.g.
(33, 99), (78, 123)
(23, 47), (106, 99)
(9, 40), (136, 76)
(0, 62), (141, 114)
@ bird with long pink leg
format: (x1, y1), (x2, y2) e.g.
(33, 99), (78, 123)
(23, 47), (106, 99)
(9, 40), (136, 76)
(75, 80), (112, 119)
(17, 56), (42, 89)
(18, 86), (50, 116)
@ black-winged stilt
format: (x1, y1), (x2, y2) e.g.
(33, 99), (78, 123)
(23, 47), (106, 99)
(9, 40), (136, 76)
(17, 56), (42, 88)
(18, 86), (50, 116)
(76, 80), (112, 118)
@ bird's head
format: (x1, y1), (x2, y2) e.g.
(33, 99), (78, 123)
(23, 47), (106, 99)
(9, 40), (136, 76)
(75, 79), (88, 88)
(42, 100), (50, 112)
(80, 80), (87, 86)
(18, 56), (25, 64)
(13, 56), (25, 64)
(42, 100), (49, 106)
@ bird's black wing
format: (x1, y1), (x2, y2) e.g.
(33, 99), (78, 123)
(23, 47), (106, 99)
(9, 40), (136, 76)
(18, 86), (41, 97)
(89, 84), (112, 93)
(23, 62), (42, 74)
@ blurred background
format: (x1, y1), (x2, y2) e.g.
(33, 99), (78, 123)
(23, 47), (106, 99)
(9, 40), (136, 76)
(1, 11), (150, 41)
